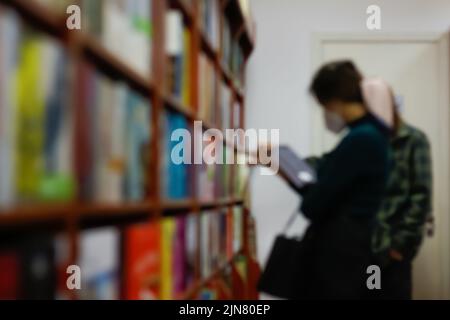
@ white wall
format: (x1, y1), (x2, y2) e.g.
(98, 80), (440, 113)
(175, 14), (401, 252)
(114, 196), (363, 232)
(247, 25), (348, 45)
(245, 0), (450, 265)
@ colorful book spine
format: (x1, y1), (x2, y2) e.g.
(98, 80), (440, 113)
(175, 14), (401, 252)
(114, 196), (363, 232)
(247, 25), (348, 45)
(15, 36), (46, 202)
(124, 222), (161, 300)
(173, 216), (187, 296)
(125, 92), (151, 201)
(0, 8), (20, 209)
(78, 227), (120, 300)
(165, 10), (184, 100)
(163, 111), (188, 200)
(184, 213), (198, 288)
(160, 218), (176, 300)
(0, 251), (19, 299)
(20, 235), (57, 300)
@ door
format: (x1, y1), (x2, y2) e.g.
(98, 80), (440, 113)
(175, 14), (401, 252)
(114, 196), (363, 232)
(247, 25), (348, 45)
(312, 34), (450, 299)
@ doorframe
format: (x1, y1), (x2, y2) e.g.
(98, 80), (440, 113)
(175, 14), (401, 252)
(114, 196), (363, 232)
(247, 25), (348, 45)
(311, 33), (450, 299)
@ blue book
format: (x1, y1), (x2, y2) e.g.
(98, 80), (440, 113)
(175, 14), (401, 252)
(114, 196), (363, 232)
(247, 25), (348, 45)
(165, 111), (188, 199)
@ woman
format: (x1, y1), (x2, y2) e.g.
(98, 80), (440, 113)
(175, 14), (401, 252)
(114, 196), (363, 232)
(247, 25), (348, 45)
(298, 61), (392, 299)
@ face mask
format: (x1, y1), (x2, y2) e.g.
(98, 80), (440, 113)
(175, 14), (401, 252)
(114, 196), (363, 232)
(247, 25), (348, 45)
(324, 110), (346, 134)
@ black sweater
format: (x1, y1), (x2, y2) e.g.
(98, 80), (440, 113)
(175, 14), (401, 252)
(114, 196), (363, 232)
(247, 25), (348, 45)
(301, 114), (391, 224)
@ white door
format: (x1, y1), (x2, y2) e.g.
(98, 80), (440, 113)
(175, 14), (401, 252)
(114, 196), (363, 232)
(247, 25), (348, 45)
(312, 34), (450, 299)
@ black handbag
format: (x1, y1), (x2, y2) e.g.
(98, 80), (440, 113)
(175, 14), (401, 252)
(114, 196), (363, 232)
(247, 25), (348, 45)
(257, 211), (315, 299)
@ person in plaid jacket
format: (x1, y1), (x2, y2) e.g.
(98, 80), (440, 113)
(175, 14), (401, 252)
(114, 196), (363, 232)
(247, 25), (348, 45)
(372, 107), (433, 300)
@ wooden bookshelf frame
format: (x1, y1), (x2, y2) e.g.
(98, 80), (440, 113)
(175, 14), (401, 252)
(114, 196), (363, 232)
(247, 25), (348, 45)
(0, 0), (256, 300)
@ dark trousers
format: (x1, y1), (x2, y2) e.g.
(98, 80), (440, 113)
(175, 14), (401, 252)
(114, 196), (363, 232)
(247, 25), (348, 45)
(377, 260), (412, 300)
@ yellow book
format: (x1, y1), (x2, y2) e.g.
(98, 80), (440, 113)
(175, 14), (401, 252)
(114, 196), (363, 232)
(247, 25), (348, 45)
(160, 218), (176, 300)
(182, 28), (191, 108)
(15, 38), (45, 201)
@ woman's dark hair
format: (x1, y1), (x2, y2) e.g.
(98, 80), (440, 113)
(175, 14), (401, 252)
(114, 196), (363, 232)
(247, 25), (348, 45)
(310, 60), (364, 105)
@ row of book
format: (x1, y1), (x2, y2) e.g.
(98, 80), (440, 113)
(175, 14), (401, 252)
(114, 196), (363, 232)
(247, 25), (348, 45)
(166, 9), (192, 109)
(0, 10), (76, 207)
(35, 0), (153, 79)
(81, 0), (153, 79)
(77, 62), (152, 203)
(200, 0), (220, 51)
(0, 208), (245, 300)
(166, 3), (245, 125)
(0, 9), (249, 209)
(222, 18), (246, 88)
(0, 8), (153, 207)
(38, 0), (241, 127)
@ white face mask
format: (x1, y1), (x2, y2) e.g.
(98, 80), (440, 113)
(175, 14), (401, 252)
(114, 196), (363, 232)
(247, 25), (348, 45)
(324, 110), (346, 134)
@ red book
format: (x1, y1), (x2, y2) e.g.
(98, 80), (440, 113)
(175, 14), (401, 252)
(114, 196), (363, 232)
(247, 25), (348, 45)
(226, 209), (234, 259)
(123, 222), (161, 300)
(0, 251), (19, 300)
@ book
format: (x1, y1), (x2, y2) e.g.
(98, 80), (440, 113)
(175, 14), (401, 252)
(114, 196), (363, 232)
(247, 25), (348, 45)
(125, 92), (151, 201)
(78, 227), (120, 300)
(218, 211), (228, 266)
(123, 222), (161, 300)
(200, 0), (220, 49)
(221, 15), (245, 88)
(76, 61), (96, 201)
(0, 250), (20, 299)
(184, 213), (198, 288)
(0, 8), (20, 209)
(40, 39), (75, 203)
(173, 216), (187, 296)
(181, 28), (192, 108)
(54, 234), (72, 300)
(94, 75), (122, 203)
(165, 10), (183, 100)
(76, 63), (151, 204)
(20, 235), (57, 300)
(233, 206), (244, 253)
(165, 9), (192, 109)
(160, 218), (176, 300)
(0, 12), (76, 207)
(200, 212), (211, 279)
(81, 0), (153, 78)
(234, 153), (250, 198)
(196, 133), (217, 201)
(163, 111), (188, 200)
(15, 35), (46, 202)
(198, 53), (216, 124)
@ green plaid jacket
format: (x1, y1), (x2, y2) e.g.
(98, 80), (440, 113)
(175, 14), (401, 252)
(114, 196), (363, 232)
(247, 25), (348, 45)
(372, 123), (432, 264)
(306, 123), (432, 265)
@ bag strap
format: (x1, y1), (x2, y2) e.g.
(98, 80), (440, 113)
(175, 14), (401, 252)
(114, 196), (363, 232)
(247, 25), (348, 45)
(282, 208), (300, 235)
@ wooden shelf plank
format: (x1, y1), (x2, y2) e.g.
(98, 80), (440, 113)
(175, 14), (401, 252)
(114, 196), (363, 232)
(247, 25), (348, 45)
(200, 29), (218, 63)
(0, 0), (65, 38)
(163, 95), (219, 130)
(0, 198), (244, 229)
(164, 95), (197, 120)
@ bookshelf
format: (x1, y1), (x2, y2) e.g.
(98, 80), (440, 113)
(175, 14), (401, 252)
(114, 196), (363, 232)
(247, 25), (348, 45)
(0, 0), (258, 300)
